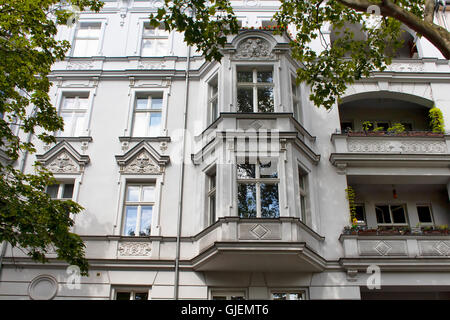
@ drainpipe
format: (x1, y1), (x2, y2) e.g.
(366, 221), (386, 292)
(174, 42), (191, 300)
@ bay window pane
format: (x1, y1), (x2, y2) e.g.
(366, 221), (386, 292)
(136, 98), (149, 110)
(124, 206), (138, 236)
(260, 183), (279, 218)
(73, 113), (86, 136)
(151, 98), (163, 109)
(257, 71), (273, 83)
(149, 113), (161, 136)
(60, 113), (74, 136)
(132, 113), (148, 136)
(237, 164), (256, 179)
(237, 71), (253, 83)
(139, 206), (153, 236)
(237, 88), (253, 112)
(127, 186), (140, 202)
(376, 205), (391, 224)
(260, 160), (277, 178)
(257, 87), (274, 112)
(238, 183), (257, 218)
(142, 186), (155, 202)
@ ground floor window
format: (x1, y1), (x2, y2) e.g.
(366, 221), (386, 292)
(211, 290), (246, 300)
(271, 290), (307, 300)
(114, 288), (149, 300)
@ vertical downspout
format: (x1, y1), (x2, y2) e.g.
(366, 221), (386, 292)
(174, 43), (191, 300)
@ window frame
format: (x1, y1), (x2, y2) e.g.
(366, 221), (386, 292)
(112, 286), (150, 300)
(140, 21), (170, 57)
(236, 66), (275, 113)
(122, 183), (156, 237)
(57, 94), (90, 137)
(291, 76), (301, 122)
(210, 289), (246, 300)
(354, 203), (367, 226)
(236, 158), (280, 218)
(131, 94), (163, 137)
(46, 182), (75, 201)
(208, 75), (219, 126)
(375, 204), (409, 226)
(416, 204), (434, 226)
(70, 20), (107, 57)
(270, 289), (308, 300)
(207, 169), (217, 226)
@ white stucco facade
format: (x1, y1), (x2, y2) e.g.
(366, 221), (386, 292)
(1, 0), (450, 300)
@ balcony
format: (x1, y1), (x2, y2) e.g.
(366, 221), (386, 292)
(340, 233), (450, 271)
(191, 217), (325, 272)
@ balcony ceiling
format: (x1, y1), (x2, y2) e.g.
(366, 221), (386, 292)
(191, 242), (326, 272)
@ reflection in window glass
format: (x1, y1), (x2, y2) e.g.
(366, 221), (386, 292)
(238, 183), (257, 218)
(237, 68), (274, 112)
(260, 183), (279, 218)
(123, 185), (155, 236)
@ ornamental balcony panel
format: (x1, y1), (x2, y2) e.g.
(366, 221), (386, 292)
(339, 234), (450, 271)
(191, 217), (325, 272)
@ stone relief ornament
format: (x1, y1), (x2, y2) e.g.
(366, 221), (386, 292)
(235, 38), (274, 60)
(118, 242), (152, 257)
(47, 151), (80, 173)
(66, 61), (94, 70)
(123, 150), (162, 174)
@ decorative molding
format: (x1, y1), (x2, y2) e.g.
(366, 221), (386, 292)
(348, 139), (447, 154)
(116, 141), (170, 175)
(239, 223), (281, 240)
(66, 61), (94, 70)
(385, 63), (425, 73)
(36, 141), (90, 174)
(138, 61), (167, 70)
(234, 38), (274, 60)
(358, 240), (408, 256)
(28, 275), (58, 300)
(419, 240), (450, 256)
(118, 242), (152, 257)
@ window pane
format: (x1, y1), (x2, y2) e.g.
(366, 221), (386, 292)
(355, 205), (365, 223)
(62, 184), (74, 199)
(272, 293), (287, 300)
(376, 205), (391, 224)
(391, 205), (406, 224)
(46, 184), (59, 199)
(211, 98), (218, 123)
(237, 71), (253, 83)
(73, 39), (98, 57)
(260, 160), (277, 178)
(260, 183), (279, 218)
(300, 195), (306, 219)
(155, 40), (168, 56)
(257, 71), (273, 83)
(151, 98), (163, 109)
(149, 113), (161, 136)
(136, 98), (149, 110)
(237, 164), (256, 179)
(257, 87), (274, 112)
(142, 186), (155, 202)
(210, 194), (216, 223)
(132, 112), (148, 136)
(341, 122), (353, 133)
(289, 293), (303, 300)
(72, 113), (86, 136)
(231, 296), (245, 300)
(60, 112), (74, 136)
(124, 206), (138, 236)
(417, 206), (432, 223)
(127, 186), (140, 202)
(238, 183), (257, 218)
(139, 206), (152, 236)
(212, 296), (227, 300)
(134, 292), (148, 300)
(237, 87), (254, 112)
(141, 40), (153, 56)
(77, 98), (89, 110)
(116, 292), (131, 300)
(376, 122), (389, 131)
(62, 98), (76, 110)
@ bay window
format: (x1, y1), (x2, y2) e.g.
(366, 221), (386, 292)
(237, 159), (279, 218)
(237, 67), (274, 113)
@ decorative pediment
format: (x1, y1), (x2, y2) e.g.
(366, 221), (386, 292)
(234, 37), (275, 60)
(36, 141), (90, 174)
(115, 141), (169, 175)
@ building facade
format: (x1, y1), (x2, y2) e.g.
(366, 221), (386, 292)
(1, 0), (450, 300)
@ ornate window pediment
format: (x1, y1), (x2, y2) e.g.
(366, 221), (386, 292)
(234, 36), (275, 60)
(36, 141), (90, 174)
(115, 141), (169, 174)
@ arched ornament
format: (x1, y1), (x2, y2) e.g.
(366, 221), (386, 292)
(36, 141), (89, 174)
(234, 37), (275, 60)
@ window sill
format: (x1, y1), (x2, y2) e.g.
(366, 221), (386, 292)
(119, 136), (171, 143)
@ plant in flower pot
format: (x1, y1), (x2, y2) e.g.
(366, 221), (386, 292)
(387, 123), (406, 136)
(377, 226), (401, 235)
(422, 225), (440, 235)
(357, 227), (377, 236)
(437, 224), (449, 235)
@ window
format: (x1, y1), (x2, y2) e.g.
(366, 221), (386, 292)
(207, 171), (216, 225)
(72, 22), (101, 57)
(46, 183), (75, 200)
(261, 19), (277, 28)
(237, 67), (274, 113)
(298, 167), (308, 222)
(375, 204), (408, 226)
(291, 78), (301, 122)
(340, 121), (354, 133)
(123, 184), (155, 236)
(211, 291), (245, 300)
(141, 22), (169, 56)
(132, 94), (163, 136)
(115, 289), (149, 300)
(354, 204), (366, 225)
(271, 291), (306, 300)
(237, 159), (279, 218)
(58, 95), (89, 137)
(208, 76), (219, 125)
(417, 205), (434, 225)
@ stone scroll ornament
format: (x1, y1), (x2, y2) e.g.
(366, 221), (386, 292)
(235, 38), (274, 60)
(47, 151), (80, 173)
(123, 150), (162, 174)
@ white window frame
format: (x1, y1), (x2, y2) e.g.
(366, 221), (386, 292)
(131, 94), (164, 137)
(291, 76), (301, 122)
(416, 204), (435, 226)
(124, 88), (169, 137)
(70, 19), (107, 57)
(55, 88), (96, 137)
(207, 169), (217, 225)
(57, 94), (90, 137)
(298, 166), (309, 223)
(375, 204), (409, 226)
(210, 289), (246, 300)
(122, 183), (156, 237)
(112, 286), (150, 300)
(208, 75), (219, 126)
(46, 175), (82, 222)
(140, 21), (170, 57)
(236, 66), (275, 113)
(46, 182), (76, 200)
(236, 158), (280, 218)
(270, 289), (308, 300)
